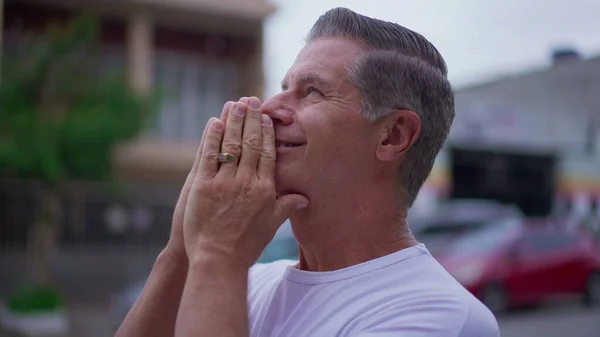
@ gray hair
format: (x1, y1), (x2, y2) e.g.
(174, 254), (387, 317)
(307, 7), (455, 207)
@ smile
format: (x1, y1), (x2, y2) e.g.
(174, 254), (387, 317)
(275, 141), (305, 148)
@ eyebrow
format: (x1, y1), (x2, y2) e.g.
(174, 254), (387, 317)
(281, 73), (333, 91)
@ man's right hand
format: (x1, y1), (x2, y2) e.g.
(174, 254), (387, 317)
(164, 100), (236, 266)
(116, 100), (242, 337)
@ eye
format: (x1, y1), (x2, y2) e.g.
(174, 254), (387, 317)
(306, 87), (322, 96)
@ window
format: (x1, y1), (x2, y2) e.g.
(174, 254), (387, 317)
(152, 51), (239, 142)
(153, 54), (184, 140)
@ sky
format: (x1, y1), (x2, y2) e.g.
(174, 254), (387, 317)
(262, 0), (600, 97)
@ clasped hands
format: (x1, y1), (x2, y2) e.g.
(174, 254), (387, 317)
(165, 97), (308, 269)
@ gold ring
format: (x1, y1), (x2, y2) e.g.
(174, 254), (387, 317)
(217, 153), (238, 163)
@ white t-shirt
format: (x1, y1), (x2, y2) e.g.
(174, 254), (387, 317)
(248, 244), (500, 337)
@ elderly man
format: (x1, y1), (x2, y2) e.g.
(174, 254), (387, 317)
(116, 7), (500, 337)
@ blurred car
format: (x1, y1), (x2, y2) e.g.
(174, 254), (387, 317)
(437, 218), (600, 314)
(110, 279), (146, 332)
(110, 220), (298, 331)
(412, 199), (523, 256)
(257, 220), (298, 263)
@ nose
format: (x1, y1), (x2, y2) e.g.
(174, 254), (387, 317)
(262, 93), (294, 125)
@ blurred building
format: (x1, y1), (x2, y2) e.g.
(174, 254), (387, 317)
(0, 0), (275, 246)
(418, 49), (600, 218)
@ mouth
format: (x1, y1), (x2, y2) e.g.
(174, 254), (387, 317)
(275, 140), (305, 148)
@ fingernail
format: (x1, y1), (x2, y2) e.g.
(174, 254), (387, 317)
(296, 203), (308, 210)
(214, 120), (224, 130)
(248, 97), (261, 109)
(234, 103), (246, 116)
(261, 114), (272, 126)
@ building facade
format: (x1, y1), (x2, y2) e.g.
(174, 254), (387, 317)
(416, 50), (600, 218)
(3, 0), (274, 182)
(0, 0), (275, 245)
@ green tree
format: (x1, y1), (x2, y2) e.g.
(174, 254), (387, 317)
(0, 16), (159, 304)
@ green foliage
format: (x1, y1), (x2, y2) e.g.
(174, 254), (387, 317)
(0, 16), (160, 185)
(5, 286), (64, 313)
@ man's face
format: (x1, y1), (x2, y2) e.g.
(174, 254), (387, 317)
(262, 38), (379, 199)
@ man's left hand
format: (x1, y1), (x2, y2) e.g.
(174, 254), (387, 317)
(182, 96), (308, 268)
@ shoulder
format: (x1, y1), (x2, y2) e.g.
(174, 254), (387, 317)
(355, 289), (499, 337)
(353, 252), (500, 336)
(457, 301), (501, 337)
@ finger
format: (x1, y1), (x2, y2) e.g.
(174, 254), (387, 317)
(192, 118), (214, 174)
(258, 114), (276, 178)
(238, 97), (263, 176)
(224, 97), (247, 123)
(173, 100), (229, 237)
(220, 101), (235, 123)
(198, 118), (225, 179)
(174, 118), (213, 223)
(192, 100), (230, 176)
(272, 194), (309, 229)
(219, 102), (247, 175)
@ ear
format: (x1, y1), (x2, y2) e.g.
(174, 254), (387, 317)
(376, 110), (421, 162)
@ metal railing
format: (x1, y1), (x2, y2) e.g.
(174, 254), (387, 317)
(1, 178), (181, 249)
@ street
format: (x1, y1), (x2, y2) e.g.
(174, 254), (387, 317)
(12, 302), (600, 337)
(499, 304), (600, 337)
(2, 248), (600, 337)
(68, 302), (600, 337)
(2, 301), (599, 337)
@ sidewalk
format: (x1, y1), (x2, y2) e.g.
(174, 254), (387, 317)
(68, 303), (113, 337)
(0, 303), (112, 337)
(0, 245), (160, 337)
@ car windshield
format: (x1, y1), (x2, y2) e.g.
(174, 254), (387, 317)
(443, 219), (519, 256)
(417, 220), (489, 254)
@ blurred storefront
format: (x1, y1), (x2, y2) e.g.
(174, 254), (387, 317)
(419, 49), (600, 219)
(0, 0), (275, 246)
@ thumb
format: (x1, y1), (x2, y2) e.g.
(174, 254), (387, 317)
(273, 194), (309, 224)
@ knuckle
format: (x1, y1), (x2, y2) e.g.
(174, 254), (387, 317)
(261, 150), (276, 161)
(239, 182), (254, 198)
(244, 134), (262, 151)
(203, 150), (219, 161)
(262, 128), (275, 142)
(258, 181), (275, 198)
(222, 140), (242, 154)
(193, 180), (213, 194)
(207, 131), (221, 142)
(261, 133), (274, 148)
(216, 180), (236, 194)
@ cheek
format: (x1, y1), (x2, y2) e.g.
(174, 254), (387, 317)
(312, 123), (368, 161)
(302, 104), (369, 156)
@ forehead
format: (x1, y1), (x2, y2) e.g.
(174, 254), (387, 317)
(283, 38), (365, 85)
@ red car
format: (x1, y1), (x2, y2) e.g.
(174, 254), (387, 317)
(436, 218), (600, 314)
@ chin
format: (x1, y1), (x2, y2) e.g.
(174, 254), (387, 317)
(275, 165), (305, 196)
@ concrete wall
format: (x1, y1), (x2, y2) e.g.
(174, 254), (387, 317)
(415, 57), (600, 213)
(450, 57), (600, 155)
(429, 57), (599, 192)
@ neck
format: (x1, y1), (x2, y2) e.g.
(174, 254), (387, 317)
(290, 181), (418, 272)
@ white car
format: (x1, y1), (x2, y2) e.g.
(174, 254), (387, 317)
(412, 199), (523, 256)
